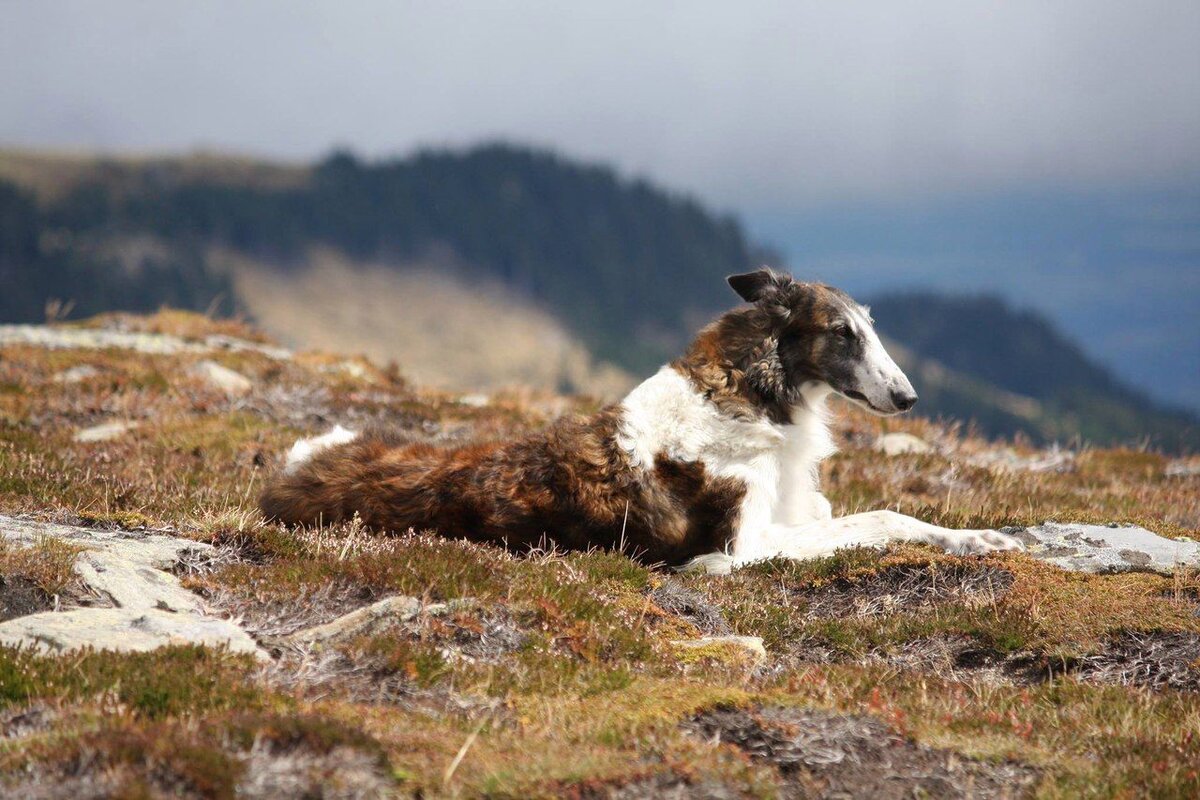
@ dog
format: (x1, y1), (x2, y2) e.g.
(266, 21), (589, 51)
(260, 268), (1022, 572)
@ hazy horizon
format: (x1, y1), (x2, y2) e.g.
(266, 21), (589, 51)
(2, 2), (1197, 210)
(1, 1), (1197, 410)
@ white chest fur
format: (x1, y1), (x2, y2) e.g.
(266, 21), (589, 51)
(616, 368), (836, 557)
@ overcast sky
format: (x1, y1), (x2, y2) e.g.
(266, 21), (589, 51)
(1, 1), (1198, 212)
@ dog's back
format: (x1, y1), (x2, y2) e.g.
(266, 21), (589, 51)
(259, 398), (745, 565)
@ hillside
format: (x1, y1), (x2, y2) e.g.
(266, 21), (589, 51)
(873, 293), (1200, 452)
(0, 145), (763, 373)
(1, 311), (1199, 797)
(1, 145), (1195, 450)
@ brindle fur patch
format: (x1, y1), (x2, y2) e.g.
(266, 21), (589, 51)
(260, 410), (745, 566)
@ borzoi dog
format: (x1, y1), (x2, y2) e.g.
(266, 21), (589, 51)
(260, 268), (1022, 572)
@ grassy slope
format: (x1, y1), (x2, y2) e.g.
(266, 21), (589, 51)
(0, 312), (1199, 797)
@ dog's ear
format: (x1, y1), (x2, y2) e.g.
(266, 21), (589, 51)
(727, 268), (791, 303)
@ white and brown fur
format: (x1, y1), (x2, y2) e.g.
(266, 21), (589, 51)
(260, 268), (1022, 572)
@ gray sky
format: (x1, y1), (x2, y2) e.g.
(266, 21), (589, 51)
(1, 1), (1198, 211)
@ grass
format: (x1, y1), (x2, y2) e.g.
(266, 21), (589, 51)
(0, 310), (1198, 797)
(0, 645), (267, 718)
(691, 546), (1200, 658)
(0, 534), (82, 596)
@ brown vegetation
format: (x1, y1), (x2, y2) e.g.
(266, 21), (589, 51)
(2, 311), (1199, 797)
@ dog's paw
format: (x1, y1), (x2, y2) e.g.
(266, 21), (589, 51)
(674, 551), (734, 575)
(938, 529), (1025, 555)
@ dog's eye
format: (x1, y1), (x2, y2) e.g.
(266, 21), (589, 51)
(832, 325), (853, 339)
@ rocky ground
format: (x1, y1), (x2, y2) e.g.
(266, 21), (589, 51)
(0, 311), (1198, 798)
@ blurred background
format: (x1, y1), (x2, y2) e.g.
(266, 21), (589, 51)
(1, 1), (1197, 450)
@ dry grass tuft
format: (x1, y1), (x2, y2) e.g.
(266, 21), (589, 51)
(0, 535), (82, 597)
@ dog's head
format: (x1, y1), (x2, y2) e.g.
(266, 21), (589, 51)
(725, 268), (917, 415)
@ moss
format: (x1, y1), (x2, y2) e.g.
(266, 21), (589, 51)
(75, 510), (152, 530)
(669, 640), (760, 669)
(0, 645), (266, 719)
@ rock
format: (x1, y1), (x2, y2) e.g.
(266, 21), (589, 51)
(329, 360), (370, 380)
(672, 635), (767, 664)
(74, 548), (205, 613)
(875, 432), (932, 456)
(0, 515), (266, 658)
(967, 446), (1074, 473)
(191, 359), (253, 397)
(53, 365), (100, 384)
(0, 608), (262, 656)
(0, 324), (198, 354)
(0, 324), (290, 360)
(458, 393), (490, 408)
(1166, 459), (1200, 478)
(280, 595), (470, 647)
(202, 333), (292, 361)
(73, 420), (138, 442)
(685, 706), (1038, 798)
(1014, 522), (1200, 573)
(650, 581), (734, 636)
(0, 516), (207, 569)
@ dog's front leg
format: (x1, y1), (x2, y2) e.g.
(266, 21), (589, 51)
(772, 510), (1023, 561)
(679, 511), (1022, 574)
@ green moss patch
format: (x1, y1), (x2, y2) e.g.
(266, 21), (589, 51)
(0, 645), (266, 719)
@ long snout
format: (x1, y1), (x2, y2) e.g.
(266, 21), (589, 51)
(853, 334), (919, 415)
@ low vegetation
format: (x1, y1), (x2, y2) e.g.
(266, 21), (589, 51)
(1, 311), (1198, 797)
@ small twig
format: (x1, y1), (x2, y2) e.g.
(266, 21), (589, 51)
(443, 716), (489, 787)
(618, 499), (630, 554)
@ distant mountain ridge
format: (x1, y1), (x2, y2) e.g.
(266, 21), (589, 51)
(0, 145), (1194, 450)
(872, 293), (1198, 451)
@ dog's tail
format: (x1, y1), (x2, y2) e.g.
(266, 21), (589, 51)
(258, 425), (364, 526)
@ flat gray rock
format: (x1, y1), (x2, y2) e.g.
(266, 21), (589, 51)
(191, 359), (253, 396)
(875, 432), (932, 456)
(967, 446), (1074, 473)
(283, 595), (426, 646)
(54, 364), (101, 384)
(0, 324), (291, 360)
(0, 608), (263, 656)
(73, 420), (138, 443)
(1166, 459), (1200, 478)
(0, 515), (207, 571)
(74, 549), (205, 613)
(1013, 522), (1200, 573)
(278, 595), (475, 648)
(0, 324), (201, 354)
(0, 515), (266, 657)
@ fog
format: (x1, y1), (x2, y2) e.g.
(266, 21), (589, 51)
(2, 1), (1197, 211)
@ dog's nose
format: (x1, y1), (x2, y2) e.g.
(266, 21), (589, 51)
(890, 389), (918, 411)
